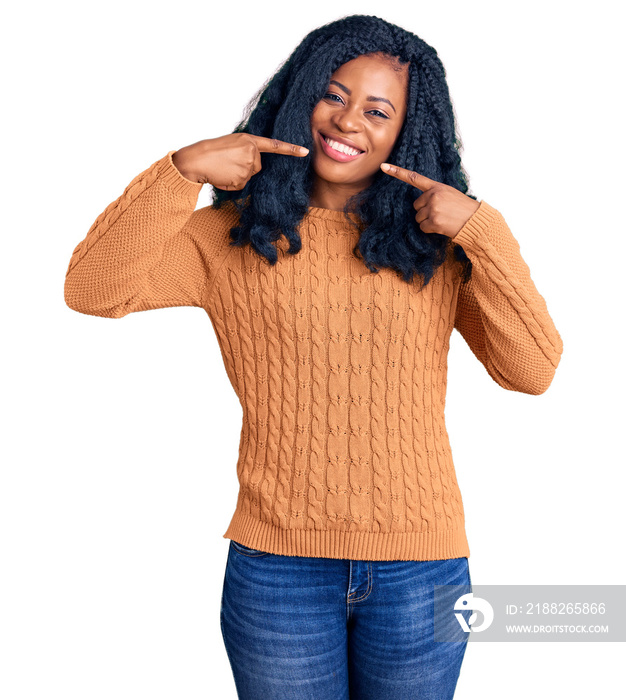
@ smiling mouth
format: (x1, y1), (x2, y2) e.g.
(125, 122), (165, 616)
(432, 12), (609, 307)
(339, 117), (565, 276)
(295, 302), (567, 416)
(319, 132), (365, 161)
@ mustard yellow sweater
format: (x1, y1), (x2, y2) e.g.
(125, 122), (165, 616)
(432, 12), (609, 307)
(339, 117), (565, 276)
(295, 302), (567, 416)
(64, 150), (563, 561)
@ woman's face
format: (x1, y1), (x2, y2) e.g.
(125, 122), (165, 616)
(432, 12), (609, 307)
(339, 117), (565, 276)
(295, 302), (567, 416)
(309, 52), (409, 210)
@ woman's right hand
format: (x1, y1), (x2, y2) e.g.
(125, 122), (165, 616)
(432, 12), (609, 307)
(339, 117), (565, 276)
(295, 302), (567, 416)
(171, 134), (309, 190)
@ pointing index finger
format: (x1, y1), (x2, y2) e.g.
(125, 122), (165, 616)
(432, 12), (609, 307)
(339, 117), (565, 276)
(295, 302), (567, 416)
(380, 163), (437, 190)
(252, 135), (309, 157)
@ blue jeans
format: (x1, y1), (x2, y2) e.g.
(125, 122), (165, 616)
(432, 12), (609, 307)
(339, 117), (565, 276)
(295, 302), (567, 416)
(220, 539), (472, 699)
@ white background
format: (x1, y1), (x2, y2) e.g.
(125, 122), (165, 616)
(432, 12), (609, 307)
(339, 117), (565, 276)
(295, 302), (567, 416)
(2, 0), (624, 698)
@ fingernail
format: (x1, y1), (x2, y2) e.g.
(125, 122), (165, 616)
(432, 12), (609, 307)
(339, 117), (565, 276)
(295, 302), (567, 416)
(301, 147), (309, 154)
(381, 163), (390, 171)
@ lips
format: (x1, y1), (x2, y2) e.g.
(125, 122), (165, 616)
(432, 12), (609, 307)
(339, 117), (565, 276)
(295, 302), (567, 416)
(318, 132), (365, 163)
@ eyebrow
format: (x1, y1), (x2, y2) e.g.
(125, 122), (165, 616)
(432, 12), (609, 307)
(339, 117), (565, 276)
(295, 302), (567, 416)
(329, 80), (397, 114)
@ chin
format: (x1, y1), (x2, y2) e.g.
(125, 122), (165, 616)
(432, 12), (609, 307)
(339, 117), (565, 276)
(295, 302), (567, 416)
(312, 160), (374, 188)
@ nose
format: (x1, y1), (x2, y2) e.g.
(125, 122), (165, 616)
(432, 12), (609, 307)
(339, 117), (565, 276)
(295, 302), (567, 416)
(331, 104), (362, 133)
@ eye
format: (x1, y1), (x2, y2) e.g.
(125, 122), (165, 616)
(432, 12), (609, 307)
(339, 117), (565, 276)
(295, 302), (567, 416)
(368, 109), (389, 119)
(324, 92), (344, 103)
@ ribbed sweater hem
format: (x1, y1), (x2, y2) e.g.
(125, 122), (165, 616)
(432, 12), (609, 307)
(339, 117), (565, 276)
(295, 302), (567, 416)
(223, 510), (470, 562)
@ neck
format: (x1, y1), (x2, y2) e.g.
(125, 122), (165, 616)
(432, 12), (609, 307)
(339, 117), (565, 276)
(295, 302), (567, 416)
(309, 179), (366, 211)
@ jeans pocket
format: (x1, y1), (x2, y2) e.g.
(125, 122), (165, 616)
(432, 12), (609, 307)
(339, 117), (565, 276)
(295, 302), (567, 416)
(230, 539), (271, 557)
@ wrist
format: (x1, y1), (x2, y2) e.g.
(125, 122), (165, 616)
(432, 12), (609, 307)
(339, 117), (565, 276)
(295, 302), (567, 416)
(171, 148), (202, 184)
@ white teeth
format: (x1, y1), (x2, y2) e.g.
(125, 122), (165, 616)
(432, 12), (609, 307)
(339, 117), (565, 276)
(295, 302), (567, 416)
(323, 135), (361, 156)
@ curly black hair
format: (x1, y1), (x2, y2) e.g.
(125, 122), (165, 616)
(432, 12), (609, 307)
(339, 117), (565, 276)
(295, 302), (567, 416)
(212, 14), (474, 287)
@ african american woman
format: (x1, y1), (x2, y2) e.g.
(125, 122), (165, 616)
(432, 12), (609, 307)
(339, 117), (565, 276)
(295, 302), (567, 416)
(65, 14), (563, 700)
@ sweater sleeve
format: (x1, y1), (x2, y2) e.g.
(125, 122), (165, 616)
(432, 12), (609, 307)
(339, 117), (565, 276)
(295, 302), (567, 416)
(451, 200), (563, 395)
(64, 150), (213, 319)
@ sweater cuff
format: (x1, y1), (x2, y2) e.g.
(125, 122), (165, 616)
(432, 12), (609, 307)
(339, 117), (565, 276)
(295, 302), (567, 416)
(451, 200), (503, 252)
(157, 150), (204, 199)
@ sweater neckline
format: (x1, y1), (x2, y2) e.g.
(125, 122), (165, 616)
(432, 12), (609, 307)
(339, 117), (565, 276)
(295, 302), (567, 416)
(305, 206), (362, 226)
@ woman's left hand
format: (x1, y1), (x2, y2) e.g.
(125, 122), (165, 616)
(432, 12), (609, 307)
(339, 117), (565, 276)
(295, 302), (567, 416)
(380, 162), (481, 239)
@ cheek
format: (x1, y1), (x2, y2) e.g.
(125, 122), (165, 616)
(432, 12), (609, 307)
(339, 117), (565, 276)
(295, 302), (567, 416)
(377, 128), (402, 158)
(365, 133), (395, 161)
(310, 103), (327, 128)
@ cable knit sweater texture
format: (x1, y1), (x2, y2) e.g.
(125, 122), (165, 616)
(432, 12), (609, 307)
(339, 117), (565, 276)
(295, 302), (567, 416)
(64, 150), (563, 561)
